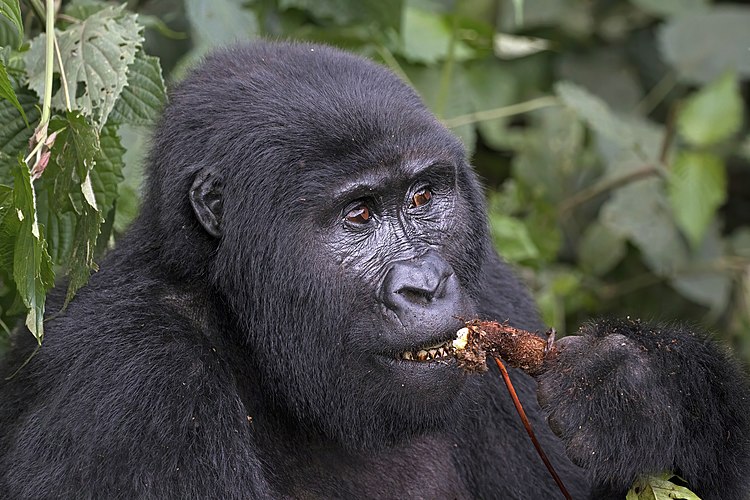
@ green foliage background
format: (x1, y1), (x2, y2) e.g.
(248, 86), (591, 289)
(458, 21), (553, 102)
(1, 0), (750, 366)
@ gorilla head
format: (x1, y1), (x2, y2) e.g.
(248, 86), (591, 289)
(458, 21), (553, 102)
(142, 42), (489, 450)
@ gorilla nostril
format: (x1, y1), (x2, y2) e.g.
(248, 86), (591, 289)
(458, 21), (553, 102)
(397, 287), (434, 305)
(381, 252), (457, 313)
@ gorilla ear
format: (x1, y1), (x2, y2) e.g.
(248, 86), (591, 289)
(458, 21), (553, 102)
(189, 168), (224, 238)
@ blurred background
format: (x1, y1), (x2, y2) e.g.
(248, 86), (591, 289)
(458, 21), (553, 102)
(3, 0), (750, 361)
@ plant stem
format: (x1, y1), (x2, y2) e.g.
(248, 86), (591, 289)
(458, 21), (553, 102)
(53, 35), (71, 110)
(559, 164), (664, 214)
(493, 356), (572, 500)
(40, 0), (55, 125)
(435, 5), (459, 119)
(443, 96), (559, 128)
(375, 45), (414, 90)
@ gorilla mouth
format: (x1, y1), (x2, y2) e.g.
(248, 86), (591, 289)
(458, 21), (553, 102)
(399, 339), (454, 362)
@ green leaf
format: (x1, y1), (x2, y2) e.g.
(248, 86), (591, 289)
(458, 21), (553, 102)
(659, 5), (750, 84)
(670, 223), (731, 314)
(601, 178), (688, 276)
(400, 6), (474, 64)
(0, 14), (21, 48)
(0, 0), (22, 42)
(110, 52), (167, 126)
(677, 72), (742, 147)
(11, 159), (54, 341)
(627, 474), (702, 500)
(25, 5), (144, 128)
(512, 106), (589, 204)
(555, 81), (633, 145)
(64, 204), (100, 306)
(42, 111), (101, 300)
(0, 183), (13, 273)
(51, 111), (100, 185)
(578, 221), (627, 276)
(113, 124), (146, 234)
(489, 214), (540, 263)
(668, 152), (726, 248)
(185, 0), (258, 47)
(464, 58), (519, 149)
(403, 63), (476, 153)
(0, 59), (27, 126)
(90, 124), (124, 214)
(63, 0), (110, 21)
(43, 210), (75, 266)
(630, 0), (707, 17)
(0, 87), (41, 157)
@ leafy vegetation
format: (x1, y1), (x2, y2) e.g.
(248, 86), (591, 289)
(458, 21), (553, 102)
(1, 0), (745, 495)
(0, 0), (166, 343)
(1, 0), (749, 361)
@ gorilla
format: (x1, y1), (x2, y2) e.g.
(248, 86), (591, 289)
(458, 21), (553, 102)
(1, 41), (749, 499)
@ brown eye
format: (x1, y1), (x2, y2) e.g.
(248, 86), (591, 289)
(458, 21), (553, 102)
(411, 187), (432, 208)
(345, 204), (371, 224)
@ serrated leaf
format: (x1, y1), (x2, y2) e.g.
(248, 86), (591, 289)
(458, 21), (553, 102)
(185, 0), (258, 46)
(90, 124), (124, 214)
(677, 72), (742, 147)
(11, 159), (54, 341)
(25, 6), (144, 128)
(0, 59), (26, 126)
(110, 52), (167, 126)
(0, 14), (20, 48)
(659, 6), (750, 84)
(601, 178), (688, 276)
(51, 119), (121, 305)
(668, 152), (726, 247)
(113, 124), (146, 234)
(64, 204), (99, 306)
(0, 87), (40, 157)
(44, 210), (76, 266)
(0, 183), (13, 272)
(48, 111), (100, 200)
(0, 0), (22, 42)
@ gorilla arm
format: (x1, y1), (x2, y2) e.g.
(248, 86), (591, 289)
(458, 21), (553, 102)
(0, 305), (270, 499)
(482, 318), (750, 499)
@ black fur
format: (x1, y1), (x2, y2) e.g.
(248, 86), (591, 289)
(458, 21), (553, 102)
(1, 41), (749, 499)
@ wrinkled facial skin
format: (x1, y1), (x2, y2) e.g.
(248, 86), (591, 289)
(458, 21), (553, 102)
(322, 157), (476, 384)
(177, 43), (489, 450)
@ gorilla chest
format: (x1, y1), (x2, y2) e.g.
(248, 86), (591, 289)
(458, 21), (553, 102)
(271, 437), (469, 499)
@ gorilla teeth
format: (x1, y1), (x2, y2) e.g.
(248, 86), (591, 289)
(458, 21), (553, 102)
(400, 341), (453, 362)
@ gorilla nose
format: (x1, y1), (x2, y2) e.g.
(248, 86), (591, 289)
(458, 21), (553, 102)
(381, 252), (461, 322)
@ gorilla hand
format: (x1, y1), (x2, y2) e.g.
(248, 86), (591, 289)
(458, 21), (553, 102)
(535, 318), (750, 498)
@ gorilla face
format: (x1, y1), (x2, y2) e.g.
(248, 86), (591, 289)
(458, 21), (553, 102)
(162, 42), (489, 449)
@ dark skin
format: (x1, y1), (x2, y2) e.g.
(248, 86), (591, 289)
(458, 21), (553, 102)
(1, 41), (749, 499)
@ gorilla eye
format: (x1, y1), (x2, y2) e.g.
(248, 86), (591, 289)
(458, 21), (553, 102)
(345, 204), (371, 225)
(411, 188), (432, 208)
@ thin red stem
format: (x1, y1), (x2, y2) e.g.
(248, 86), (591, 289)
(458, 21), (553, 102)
(493, 356), (572, 500)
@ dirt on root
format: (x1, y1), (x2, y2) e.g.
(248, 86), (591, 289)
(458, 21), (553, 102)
(452, 320), (556, 375)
